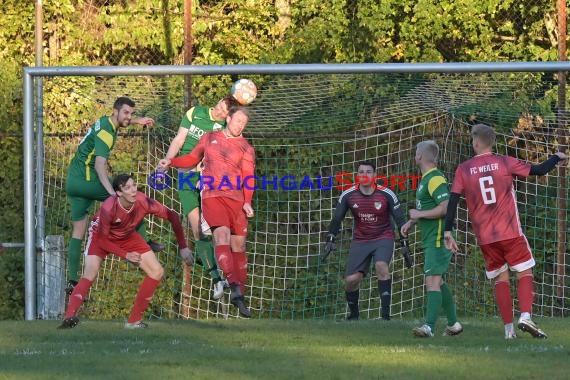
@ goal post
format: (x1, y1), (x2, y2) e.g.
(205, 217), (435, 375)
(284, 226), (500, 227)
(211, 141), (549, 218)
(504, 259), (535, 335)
(23, 62), (570, 321)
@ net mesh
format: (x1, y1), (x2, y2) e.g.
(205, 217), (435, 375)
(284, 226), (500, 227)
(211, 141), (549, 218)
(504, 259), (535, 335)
(38, 71), (569, 320)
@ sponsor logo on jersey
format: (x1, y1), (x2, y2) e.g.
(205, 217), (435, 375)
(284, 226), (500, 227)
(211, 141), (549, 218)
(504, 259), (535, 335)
(360, 212), (378, 222)
(189, 124), (206, 139)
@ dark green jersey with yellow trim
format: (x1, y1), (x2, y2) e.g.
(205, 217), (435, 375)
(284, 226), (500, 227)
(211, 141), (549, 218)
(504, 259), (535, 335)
(416, 167), (450, 248)
(67, 116), (117, 181)
(179, 106), (226, 155)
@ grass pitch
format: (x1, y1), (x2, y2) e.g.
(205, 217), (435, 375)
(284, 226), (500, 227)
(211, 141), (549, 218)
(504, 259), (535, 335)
(0, 317), (567, 380)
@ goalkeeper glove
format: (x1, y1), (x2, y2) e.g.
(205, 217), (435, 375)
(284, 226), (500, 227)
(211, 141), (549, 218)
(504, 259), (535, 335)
(179, 247), (194, 266)
(400, 238), (413, 268)
(320, 233), (336, 263)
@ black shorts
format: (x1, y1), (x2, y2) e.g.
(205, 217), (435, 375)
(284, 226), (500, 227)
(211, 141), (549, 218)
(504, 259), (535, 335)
(345, 239), (394, 277)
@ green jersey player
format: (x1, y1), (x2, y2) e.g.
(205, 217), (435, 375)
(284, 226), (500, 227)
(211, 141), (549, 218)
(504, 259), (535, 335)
(65, 97), (159, 294)
(401, 140), (463, 338)
(159, 95), (239, 300)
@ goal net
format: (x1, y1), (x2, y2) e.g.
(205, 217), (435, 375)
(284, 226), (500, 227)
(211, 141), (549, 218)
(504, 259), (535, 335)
(35, 68), (569, 320)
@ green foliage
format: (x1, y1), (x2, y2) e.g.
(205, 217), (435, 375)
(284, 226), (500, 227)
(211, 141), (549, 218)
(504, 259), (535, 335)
(192, 1), (280, 64)
(0, 249), (25, 320)
(279, 0), (558, 63)
(0, 59), (24, 243)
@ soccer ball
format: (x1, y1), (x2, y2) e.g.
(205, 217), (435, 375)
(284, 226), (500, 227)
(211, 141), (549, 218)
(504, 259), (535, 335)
(231, 79), (257, 105)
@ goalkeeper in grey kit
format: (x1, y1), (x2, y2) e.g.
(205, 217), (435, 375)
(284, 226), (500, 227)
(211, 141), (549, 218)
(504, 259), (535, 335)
(321, 161), (412, 320)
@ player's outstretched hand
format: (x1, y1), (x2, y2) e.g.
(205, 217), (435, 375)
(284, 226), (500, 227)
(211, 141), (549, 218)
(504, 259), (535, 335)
(320, 234), (336, 263)
(132, 116), (155, 127)
(157, 158), (171, 172)
(179, 247), (194, 266)
(555, 152), (568, 163)
(126, 251), (142, 264)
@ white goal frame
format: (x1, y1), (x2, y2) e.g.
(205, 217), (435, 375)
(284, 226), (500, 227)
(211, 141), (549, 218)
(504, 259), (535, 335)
(23, 61), (570, 320)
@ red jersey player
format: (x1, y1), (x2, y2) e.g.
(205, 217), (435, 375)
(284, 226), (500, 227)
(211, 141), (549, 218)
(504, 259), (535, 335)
(58, 174), (192, 329)
(444, 124), (567, 339)
(159, 106), (255, 318)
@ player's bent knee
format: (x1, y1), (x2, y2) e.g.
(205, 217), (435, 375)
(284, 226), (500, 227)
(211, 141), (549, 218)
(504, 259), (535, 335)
(345, 275), (362, 289)
(147, 265), (164, 281)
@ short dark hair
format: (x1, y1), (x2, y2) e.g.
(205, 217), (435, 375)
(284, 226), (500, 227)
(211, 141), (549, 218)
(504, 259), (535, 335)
(221, 94), (240, 110)
(112, 173), (133, 192)
(228, 106), (250, 119)
(113, 97), (135, 110)
(358, 161), (376, 172)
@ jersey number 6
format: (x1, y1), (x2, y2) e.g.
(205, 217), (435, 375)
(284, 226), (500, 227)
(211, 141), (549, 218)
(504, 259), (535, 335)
(479, 176), (496, 205)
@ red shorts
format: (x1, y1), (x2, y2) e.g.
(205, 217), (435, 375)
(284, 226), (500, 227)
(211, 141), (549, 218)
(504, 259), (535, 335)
(85, 231), (151, 259)
(479, 236), (535, 279)
(202, 197), (248, 236)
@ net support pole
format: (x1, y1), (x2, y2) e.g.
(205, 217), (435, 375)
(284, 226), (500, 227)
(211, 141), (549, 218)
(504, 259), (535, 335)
(35, 0), (45, 252)
(23, 71), (36, 320)
(556, 0), (567, 312)
(183, 0), (193, 110)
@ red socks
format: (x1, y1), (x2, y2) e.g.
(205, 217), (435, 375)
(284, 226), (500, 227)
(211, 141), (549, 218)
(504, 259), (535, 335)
(233, 251), (248, 295)
(127, 276), (160, 324)
(64, 278), (93, 319)
(214, 245), (248, 294)
(215, 245), (235, 283)
(494, 280), (513, 324)
(517, 273), (534, 314)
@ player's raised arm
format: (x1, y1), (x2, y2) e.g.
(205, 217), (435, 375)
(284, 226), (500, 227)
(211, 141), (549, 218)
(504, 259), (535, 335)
(131, 116), (155, 127)
(163, 126), (190, 161)
(168, 134), (208, 169)
(529, 152), (568, 175)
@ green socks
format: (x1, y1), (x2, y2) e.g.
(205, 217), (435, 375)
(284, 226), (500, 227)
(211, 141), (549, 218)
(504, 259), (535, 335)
(441, 283), (458, 326)
(195, 239), (221, 281)
(426, 290), (442, 331)
(67, 237), (82, 281)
